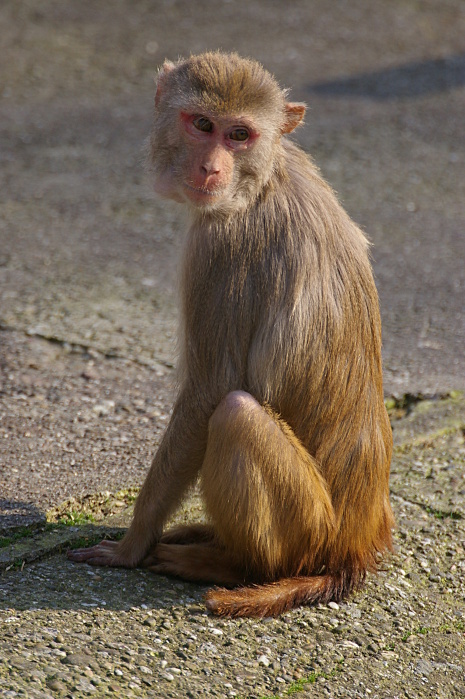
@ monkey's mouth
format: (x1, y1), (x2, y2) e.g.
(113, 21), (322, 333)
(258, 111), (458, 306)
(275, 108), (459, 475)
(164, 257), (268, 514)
(183, 182), (224, 204)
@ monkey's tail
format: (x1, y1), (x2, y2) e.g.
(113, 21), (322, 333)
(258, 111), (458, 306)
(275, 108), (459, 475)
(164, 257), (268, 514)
(205, 572), (363, 618)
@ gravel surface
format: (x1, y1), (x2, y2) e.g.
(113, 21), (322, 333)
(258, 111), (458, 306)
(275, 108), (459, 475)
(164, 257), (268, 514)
(1, 392), (465, 698)
(0, 330), (174, 532)
(1, 1), (465, 697)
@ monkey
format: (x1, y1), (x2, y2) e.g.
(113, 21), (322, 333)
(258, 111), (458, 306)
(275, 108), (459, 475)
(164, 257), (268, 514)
(68, 51), (394, 618)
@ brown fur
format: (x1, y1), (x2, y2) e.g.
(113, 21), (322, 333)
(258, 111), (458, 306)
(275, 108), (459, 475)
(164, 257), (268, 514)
(68, 52), (393, 618)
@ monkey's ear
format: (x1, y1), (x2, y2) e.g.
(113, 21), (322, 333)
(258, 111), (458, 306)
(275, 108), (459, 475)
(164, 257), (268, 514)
(155, 60), (176, 106)
(281, 102), (306, 134)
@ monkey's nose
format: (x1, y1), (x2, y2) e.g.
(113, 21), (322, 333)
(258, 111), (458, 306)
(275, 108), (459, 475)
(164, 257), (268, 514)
(201, 163), (220, 176)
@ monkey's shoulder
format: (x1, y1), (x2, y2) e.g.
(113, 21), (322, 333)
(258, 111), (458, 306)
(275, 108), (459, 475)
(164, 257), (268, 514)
(276, 141), (370, 255)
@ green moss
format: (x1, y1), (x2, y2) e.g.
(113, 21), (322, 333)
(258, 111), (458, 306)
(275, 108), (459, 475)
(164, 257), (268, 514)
(384, 397), (397, 411)
(248, 662), (344, 698)
(57, 511), (96, 526)
(425, 507), (462, 520)
(0, 525), (40, 548)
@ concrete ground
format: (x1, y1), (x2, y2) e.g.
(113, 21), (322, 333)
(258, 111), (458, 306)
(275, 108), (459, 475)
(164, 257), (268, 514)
(0, 1), (465, 697)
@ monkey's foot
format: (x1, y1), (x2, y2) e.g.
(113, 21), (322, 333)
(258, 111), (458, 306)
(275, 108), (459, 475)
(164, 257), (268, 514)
(141, 542), (245, 586)
(160, 523), (216, 545)
(67, 540), (132, 567)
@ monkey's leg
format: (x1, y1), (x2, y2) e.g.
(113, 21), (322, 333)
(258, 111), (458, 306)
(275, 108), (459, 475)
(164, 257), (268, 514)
(159, 523), (215, 545)
(141, 390), (335, 585)
(201, 390), (335, 580)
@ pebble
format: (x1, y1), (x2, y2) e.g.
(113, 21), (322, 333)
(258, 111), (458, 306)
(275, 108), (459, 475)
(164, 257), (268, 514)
(75, 679), (97, 693)
(257, 655), (270, 667)
(62, 653), (92, 667)
(160, 671), (175, 681)
(341, 640), (360, 649)
(143, 617), (157, 627)
(139, 665), (153, 674)
(415, 659), (434, 676)
(92, 400), (115, 415)
(47, 679), (67, 691)
(51, 648), (67, 657)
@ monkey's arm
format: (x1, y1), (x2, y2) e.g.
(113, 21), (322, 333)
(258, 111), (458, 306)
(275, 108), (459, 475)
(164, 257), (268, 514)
(68, 388), (210, 568)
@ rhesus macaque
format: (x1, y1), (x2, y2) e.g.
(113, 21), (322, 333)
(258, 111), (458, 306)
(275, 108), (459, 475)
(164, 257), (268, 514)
(68, 51), (394, 618)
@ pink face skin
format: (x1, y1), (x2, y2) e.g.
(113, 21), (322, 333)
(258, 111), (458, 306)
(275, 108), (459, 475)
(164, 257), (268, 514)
(178, 112), (260, 207)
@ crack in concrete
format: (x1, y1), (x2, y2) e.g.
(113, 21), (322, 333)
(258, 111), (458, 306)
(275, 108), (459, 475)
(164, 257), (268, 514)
(0, 323), (175, 371)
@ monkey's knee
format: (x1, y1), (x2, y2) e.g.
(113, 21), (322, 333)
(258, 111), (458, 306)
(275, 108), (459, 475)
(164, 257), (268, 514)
(209, 390), (261, 433)
(209, 391), (261, 429)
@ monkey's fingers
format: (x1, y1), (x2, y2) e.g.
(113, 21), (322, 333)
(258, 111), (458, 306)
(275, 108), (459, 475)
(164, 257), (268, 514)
(67, 540), (121, 566)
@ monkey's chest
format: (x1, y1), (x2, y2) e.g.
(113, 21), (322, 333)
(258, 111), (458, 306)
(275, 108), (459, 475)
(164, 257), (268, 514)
(183, 255), (303, 401)
(186, 269), (256, 351)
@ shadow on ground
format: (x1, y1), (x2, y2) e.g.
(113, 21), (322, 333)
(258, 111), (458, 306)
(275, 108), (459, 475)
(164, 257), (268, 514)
(307, 52), (465, 100)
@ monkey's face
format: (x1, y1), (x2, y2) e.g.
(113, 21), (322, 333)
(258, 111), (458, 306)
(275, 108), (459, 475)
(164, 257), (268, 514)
(178, 111), (264, 209)
(149, 53), (306, 214)
(151, 108), (278, 213)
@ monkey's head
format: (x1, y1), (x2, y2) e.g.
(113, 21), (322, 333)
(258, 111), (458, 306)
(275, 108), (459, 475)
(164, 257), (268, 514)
(148, 51), (306, 214)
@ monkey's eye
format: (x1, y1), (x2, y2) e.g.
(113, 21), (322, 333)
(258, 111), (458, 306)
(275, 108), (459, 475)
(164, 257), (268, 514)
(229, 127), (250, 142)
(192, 116), (214, 133)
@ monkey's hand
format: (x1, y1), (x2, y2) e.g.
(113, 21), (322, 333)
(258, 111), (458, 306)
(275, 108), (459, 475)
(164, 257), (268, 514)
(67, 540), (137, 568)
